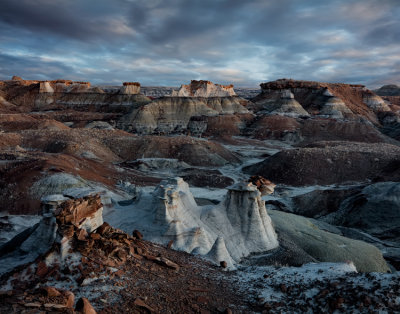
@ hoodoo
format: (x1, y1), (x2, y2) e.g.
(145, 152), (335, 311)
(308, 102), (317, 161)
(106, 178), (279, 268)
(120, 82), (141, 95)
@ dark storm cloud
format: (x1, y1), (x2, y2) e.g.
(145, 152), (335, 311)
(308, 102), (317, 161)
(0, 0), (134, 41)
(0, 0), (399, 87)
(0, 52), (76, 80)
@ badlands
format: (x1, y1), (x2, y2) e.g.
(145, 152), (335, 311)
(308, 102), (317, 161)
(0, 77), (400, 312)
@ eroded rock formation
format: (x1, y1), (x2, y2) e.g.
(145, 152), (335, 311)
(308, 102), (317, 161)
(120, 82), (140, 95)
(118, 96), (249, 134)
(244, 141), (400, 186)
(0, 194), (103, 275)
(248, 175), (276, 195)
(171, 80), (236, 97)
(105, 177), (279, 268)
(253, 78), (394, 124)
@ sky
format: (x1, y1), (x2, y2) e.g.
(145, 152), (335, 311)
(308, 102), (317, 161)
(0, 0), (399, 88)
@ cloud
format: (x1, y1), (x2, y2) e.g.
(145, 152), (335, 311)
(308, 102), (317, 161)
(0, 0), (399, 87)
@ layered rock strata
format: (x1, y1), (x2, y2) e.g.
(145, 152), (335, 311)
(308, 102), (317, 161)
(253, 78), (394, 124)
(171, 80), (236, 97)
(120, 82), (140, 95)
(119, 96), (249, 134)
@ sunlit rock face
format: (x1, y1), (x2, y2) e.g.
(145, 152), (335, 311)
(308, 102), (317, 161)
(39, 80), (91, 94)
(119, 96), (249, 134)
(253, 78), (397, 124)
(120, 82), (141, 95)
(171, 80), (236, 97)
(39, 81), (54, 94)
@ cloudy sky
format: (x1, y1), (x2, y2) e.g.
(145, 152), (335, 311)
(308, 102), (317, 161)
(0, 0), (399, 87)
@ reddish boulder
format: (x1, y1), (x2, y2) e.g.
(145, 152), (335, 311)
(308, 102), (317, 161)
(75, 297), (97, 314)
(132, 229), (143, 240)
(43, 286), (61, 297)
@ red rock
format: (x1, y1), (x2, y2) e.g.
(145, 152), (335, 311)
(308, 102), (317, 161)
(132, 253), (143, 260)
(224, 309), (233, 314)
(56, 195), (102, 231)
(62, 225), (75, 238)
(220, 261), (227, 268)
(36, 261), (48, 278)
(132, 229), (143, 240)
(90, 233), (101, 240)
(96, 222), (111, 235)
(77, 228), (88, 241)
(75, 297), (97, 314)
(155, 256), (180, 270)
(248, 175), (276, 195)
(64, 291), (75, 308)
(145, 255), (158, 262)
(167, 240), (174, 249)
(43, 286), (61, 297)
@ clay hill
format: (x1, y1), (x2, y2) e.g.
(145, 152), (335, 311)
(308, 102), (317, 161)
(1, 76), (400, 312)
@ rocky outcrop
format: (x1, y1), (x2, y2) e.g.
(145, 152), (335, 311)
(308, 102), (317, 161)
(39, 81), (54, 94)
(139, 86), (259, 99)
(188, 113), (254, 137)
(105, 178), (278, 268)
(118, 96), (249, 134)
(120, 82), (140, 95)
(253, 79), (392, 125)
(0, 78), (152, 113)
(171, 80), (236, 97)
(0, 194), (255, 313)
(248, 175), (276, 195)
(34, 92), (151, 113)
(103, 135), (240, 166)
(0, 194), (103, 275)
(39, 80), (91, 94)
(244, 141), (400, 186)
(55, 195), (103, 233)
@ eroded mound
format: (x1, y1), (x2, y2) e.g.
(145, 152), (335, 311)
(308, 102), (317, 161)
(244, 141), (400, 185)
